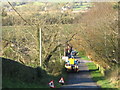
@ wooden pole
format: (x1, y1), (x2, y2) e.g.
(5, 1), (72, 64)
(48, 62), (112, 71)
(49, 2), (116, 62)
(39, 28), (42, 66)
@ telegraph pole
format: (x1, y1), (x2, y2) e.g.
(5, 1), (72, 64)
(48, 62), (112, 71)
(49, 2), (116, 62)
(39, 28), (42, 66)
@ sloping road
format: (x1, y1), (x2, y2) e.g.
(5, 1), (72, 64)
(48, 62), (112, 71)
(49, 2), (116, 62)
(61, 58), (100, 89)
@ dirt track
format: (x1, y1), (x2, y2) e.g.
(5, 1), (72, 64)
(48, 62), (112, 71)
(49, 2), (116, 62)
(61, 58), (100, 89)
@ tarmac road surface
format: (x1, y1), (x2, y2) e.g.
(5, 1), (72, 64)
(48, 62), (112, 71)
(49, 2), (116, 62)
(61, 57), (100, 89)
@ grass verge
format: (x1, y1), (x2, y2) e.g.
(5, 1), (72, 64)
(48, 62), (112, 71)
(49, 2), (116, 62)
(2, 57), (68, 88)
(3, 77), (47, 88)
(86, 62), (118, 89)
(3, 69), (67, 88)
(81, 56), (90, 60)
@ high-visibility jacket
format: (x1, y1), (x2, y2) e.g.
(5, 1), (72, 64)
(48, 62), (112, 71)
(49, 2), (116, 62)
(69, 58), (75, 65)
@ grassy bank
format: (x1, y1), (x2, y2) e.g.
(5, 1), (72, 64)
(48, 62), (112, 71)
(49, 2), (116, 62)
(2, 57), (67, 88)
(3, 71), (67, 88)
(86, 62), (118, 89)
(3, 77), (47, 88)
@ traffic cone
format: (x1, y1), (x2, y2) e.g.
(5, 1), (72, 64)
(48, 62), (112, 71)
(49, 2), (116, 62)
(48, 80), (55, 88)
(59, 77), (65, 85)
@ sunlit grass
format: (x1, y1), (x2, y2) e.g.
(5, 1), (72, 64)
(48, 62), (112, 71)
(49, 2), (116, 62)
(81, 56), (90, 60)
(33, 2), (45, 6)
(86, 62), (117, 89)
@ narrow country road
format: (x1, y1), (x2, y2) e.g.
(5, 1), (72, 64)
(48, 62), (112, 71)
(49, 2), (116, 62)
(61, 57), (100, 89)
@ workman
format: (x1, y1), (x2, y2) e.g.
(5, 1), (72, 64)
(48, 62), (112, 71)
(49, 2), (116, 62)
(69, 57), (75, 65)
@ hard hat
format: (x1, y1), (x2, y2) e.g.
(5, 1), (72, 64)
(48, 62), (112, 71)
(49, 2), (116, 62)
(71, 56), (74, 58)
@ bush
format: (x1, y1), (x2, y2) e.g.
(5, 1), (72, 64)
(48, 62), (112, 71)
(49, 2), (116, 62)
(2, 8), (7, 17)
(2, 16), (14, 26)
(113, 4), (120, 9)
(47, 60), (64, 76)
(105, 65), (120, 87)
